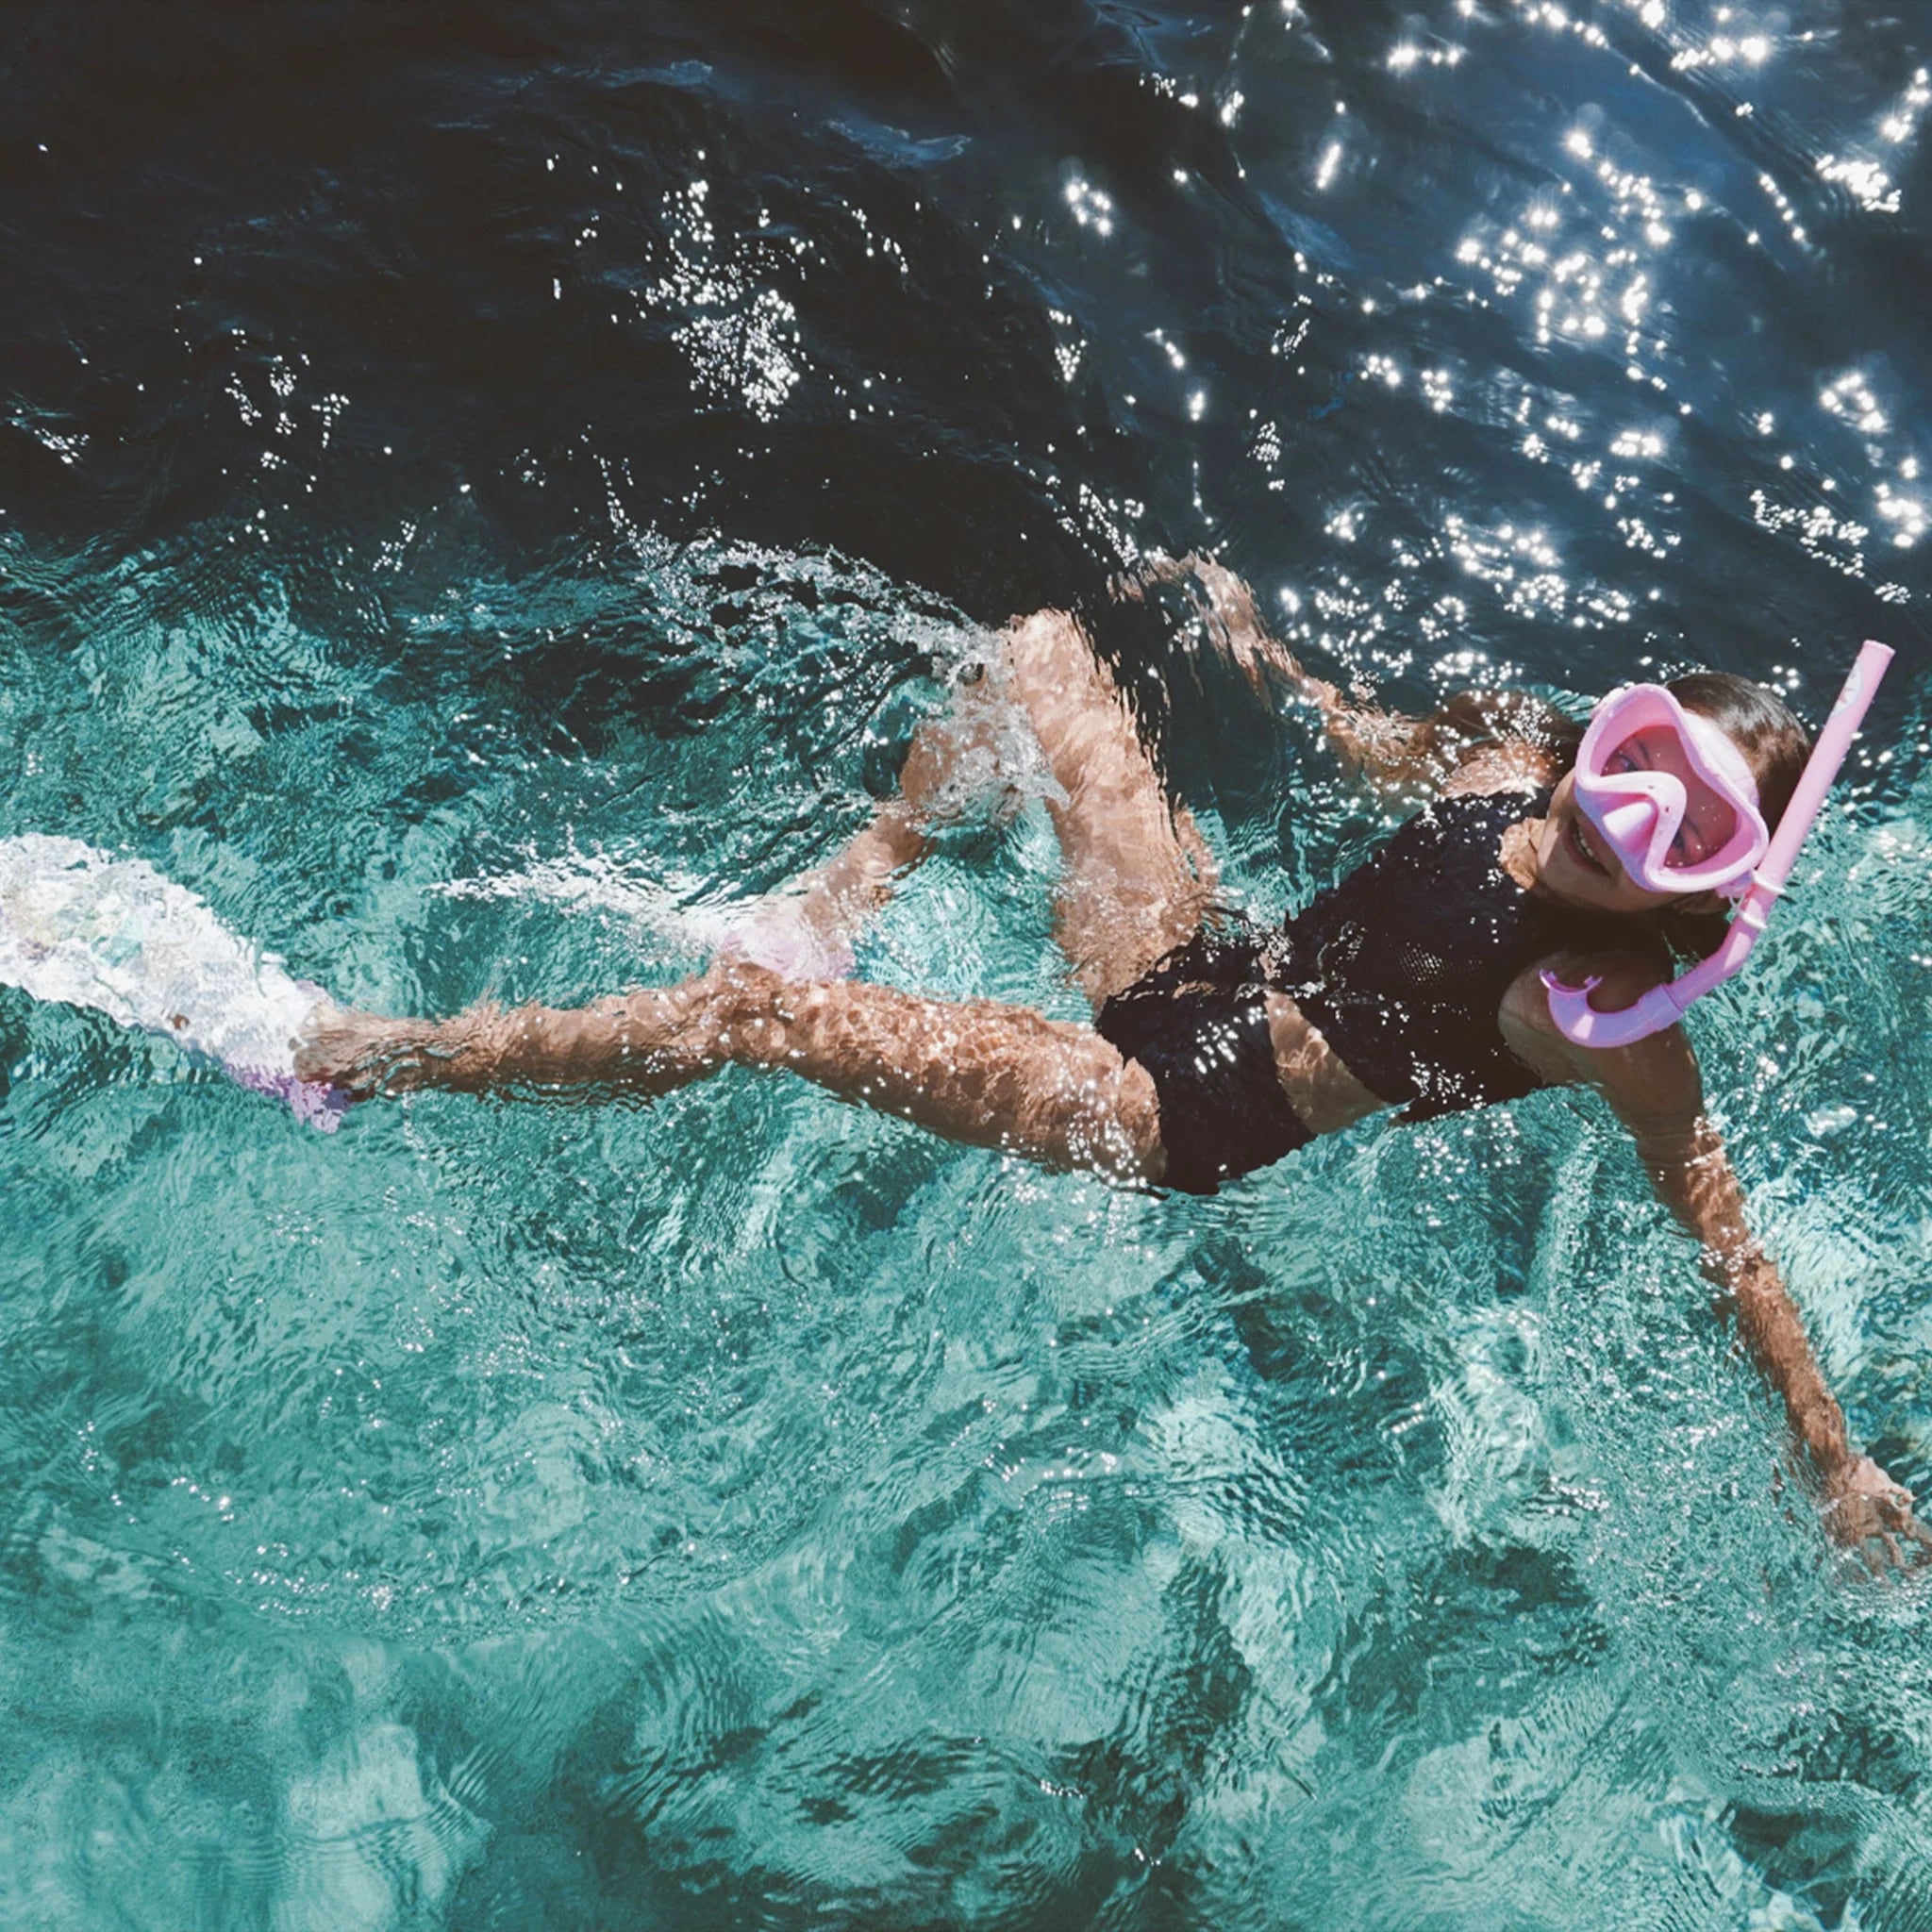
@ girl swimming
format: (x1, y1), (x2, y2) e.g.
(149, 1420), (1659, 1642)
(275, 559), (1932, 1564)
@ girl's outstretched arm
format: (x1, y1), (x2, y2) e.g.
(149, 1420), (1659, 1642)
(297, 964), (1167, 1187)
(1502, 959), (1930, 1567)
(1625, 1098), (1927, 1565)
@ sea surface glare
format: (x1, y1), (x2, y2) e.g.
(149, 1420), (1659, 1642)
(4, 3), (1932, 1926)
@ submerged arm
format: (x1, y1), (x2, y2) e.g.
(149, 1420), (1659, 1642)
(1135, 553), (1424, 785)
(1502, 962), (1927, 1562)
(1134, 553), (1551, 797)
(1616, 1055), (1848, 1472)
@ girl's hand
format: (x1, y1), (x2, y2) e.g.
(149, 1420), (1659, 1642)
(1821, 1455), (1932, 1573)
(1121, 552), (1274, 691)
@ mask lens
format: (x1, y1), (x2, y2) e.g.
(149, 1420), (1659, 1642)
(1663, 792), (1736, 871)
(1600, 733), (1643, 775)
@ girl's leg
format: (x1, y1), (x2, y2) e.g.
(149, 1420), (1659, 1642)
(731, 967), (1164, 1182)
(297, 963), (1167, 1187)
(723, 668), (1027, 975)
(995, 609), (1216, 1007)
(739, 609), (1215, 1008)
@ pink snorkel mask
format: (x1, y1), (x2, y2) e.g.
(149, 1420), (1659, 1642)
(1572, 683), (1769, 898)
(1544, 640), (1893, 1048)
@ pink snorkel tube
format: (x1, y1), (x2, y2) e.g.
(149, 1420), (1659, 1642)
(1542, 639), (1894, 1048)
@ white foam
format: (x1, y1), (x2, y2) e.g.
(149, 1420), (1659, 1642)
(435, 855), (856, 979)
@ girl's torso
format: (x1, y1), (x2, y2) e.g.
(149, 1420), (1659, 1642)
(1273, 783), (1637, 1121)
(1099, 785), (1647, 1188)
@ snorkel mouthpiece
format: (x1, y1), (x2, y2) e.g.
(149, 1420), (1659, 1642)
(1544, 640), (1893, 1048)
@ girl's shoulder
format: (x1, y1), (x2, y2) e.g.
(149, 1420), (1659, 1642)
(1503, 949), (1671, 1030)
(1498, 945), (1690, 1091)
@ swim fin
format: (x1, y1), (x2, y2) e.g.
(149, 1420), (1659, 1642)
(0, 834), (348, 1127)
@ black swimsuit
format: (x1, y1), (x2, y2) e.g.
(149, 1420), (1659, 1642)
(1097, 789), (1635, 1194)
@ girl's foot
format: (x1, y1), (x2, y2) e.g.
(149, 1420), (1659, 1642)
(697, 896), (857, 982)
(293, 1005), (443, 1099)
(0, 834), (352, 1127)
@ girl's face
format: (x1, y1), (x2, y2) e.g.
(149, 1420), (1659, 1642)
(1535, 720), (1750, 913)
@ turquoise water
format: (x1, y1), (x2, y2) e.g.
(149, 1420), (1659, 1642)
(6, 526), (1931, 1927)
(7, 1), (1932, 1925)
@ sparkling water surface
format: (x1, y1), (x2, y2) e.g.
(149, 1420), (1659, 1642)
(4, 3), (1932, 1926)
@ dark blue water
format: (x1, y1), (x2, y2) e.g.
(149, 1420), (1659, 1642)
(5, 4), (1932, 1927)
